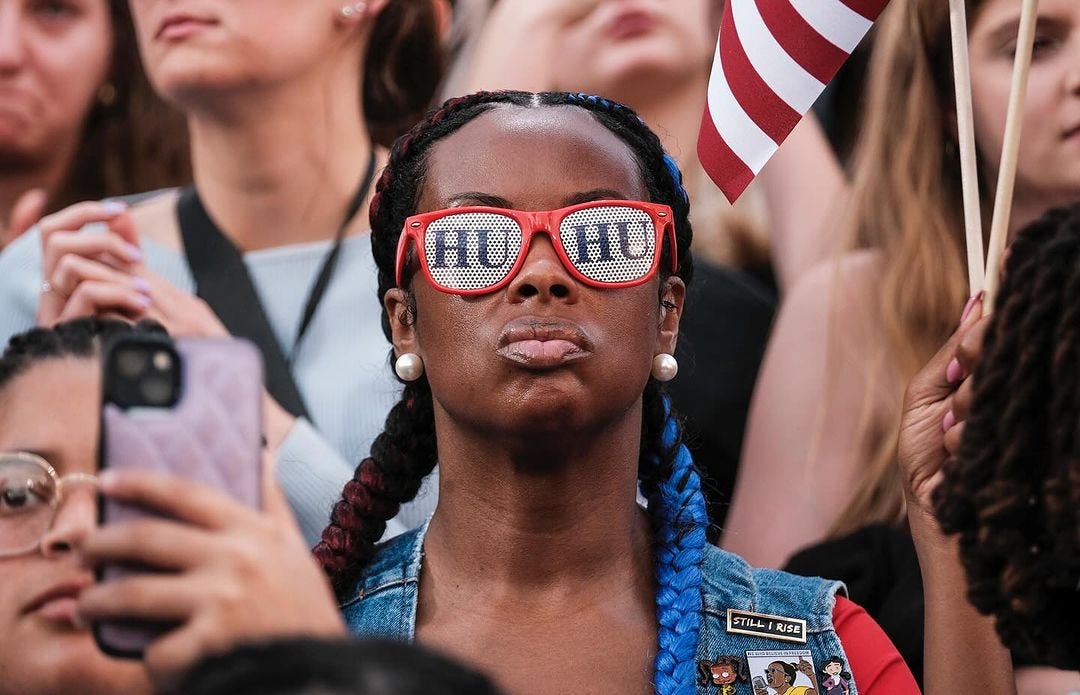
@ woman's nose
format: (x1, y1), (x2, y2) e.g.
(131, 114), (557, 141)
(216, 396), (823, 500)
(38, 489), (97, 558)
(0, 6), (28, 73)
(506, 234), (579, 303)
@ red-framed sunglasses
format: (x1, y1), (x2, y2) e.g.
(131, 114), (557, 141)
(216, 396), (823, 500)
(395, 200), (678, 295)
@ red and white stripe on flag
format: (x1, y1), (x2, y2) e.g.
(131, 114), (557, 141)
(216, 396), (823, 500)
(698, 0), (890, 202)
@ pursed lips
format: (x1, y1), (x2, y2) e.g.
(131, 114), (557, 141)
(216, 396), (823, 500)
(496, 318), (594, 368)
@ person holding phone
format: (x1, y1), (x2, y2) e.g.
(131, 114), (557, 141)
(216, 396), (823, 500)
(0, 0), (448, 544)
(0, 318), (154, 695)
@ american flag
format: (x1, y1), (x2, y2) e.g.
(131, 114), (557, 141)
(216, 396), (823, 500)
(698, 0), (890, 202)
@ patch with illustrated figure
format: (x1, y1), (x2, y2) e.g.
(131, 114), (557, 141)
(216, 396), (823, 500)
(726, 609), (807, 644)
(746, 650), (819, 695)
(697, 654), (749, 694)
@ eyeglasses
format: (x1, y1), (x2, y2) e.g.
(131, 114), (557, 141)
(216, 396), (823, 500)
(395, 200), (678, 295)
(0, 452), (98, 558)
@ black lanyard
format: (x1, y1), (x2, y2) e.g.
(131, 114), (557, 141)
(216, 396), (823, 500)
(177, 150), (378, 419)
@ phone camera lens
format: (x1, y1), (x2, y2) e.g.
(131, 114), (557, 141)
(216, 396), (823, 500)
(116, 348), (148, 379)
(141, 377), (176, 406)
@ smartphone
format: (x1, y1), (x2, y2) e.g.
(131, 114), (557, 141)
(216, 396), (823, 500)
(753, 676), (769, 693)
(94, 334), (263, 658)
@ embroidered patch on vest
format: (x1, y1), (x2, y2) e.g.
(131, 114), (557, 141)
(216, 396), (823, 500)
(746, 650), (817, 695)
(726, 609), (807, 644)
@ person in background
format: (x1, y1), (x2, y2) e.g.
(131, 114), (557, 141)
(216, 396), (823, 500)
(933, 204), (1080, 680)
(456, 0), (847, 291)
(895, 208), (1080, 694)
(0, 0), (448, 544)
(0, 0), (188, 249)
(730, 0), (1080, 568)
(0, 319), (154, 695)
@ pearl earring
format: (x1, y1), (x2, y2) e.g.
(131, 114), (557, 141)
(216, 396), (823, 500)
(339, 1), (367, 19)
(651, 353), (678, 382)
(394, 353), (424, 382)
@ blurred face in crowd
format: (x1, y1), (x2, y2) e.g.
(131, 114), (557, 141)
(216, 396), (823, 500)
(969, 0), (1080, 210)
(545, 0), (717, 104)
(127, 0), (368, 106)
(0, 0), (112, 171)
(0, 359), (149, 695)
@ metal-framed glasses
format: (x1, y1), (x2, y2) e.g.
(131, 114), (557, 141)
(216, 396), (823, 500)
(0, 452), (98, 558)
(395, 200), (678, 295)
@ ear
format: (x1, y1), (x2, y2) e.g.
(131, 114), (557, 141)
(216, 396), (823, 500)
(334, 0), (388, 29)
(384, 287), (420, 358)
(656, 276), (685, 357)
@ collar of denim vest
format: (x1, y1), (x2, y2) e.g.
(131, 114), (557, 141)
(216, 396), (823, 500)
(339, 514), (842, 637)
(339, 517), (429, 608)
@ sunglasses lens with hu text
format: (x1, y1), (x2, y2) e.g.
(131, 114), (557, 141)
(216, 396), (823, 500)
(421, 205), (658, 292)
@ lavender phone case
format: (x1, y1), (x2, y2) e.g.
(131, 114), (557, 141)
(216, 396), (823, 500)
(95, 337), (263, 658)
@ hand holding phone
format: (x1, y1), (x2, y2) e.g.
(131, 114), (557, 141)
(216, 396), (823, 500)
(94, 335), (263, 658)
(81, 335), (345, 689)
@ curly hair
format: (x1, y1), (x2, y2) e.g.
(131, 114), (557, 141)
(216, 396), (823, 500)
(314, 91), (709, 694)
(933, 203), (1080, 670)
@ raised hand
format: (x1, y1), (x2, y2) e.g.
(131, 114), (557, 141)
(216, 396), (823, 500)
(37, 201), (149, 326)
(898, 294), (988, 530)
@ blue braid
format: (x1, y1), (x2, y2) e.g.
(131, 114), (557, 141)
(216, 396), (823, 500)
(646, 395), (708, 695)
(564, 93), (691, 209)
(663, 154), (691, 206)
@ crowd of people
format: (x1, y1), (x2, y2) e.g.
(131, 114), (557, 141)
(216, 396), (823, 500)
(0, 0), (1076, 694)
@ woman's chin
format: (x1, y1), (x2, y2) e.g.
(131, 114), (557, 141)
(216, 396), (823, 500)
(1, 632), (149, 695)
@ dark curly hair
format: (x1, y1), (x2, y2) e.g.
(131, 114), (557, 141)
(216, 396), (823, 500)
(314, 91), (709, 693)
(0, 318), (164, 390)
(178, 637), (502, 695)
(933, 203), (1080, 670)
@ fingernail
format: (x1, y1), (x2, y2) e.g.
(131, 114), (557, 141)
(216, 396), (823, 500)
(102, 201), (127, 215)
(136, 294), (153, 308)
(942, 410), (956, 433)
(960, 291), (984, 323)
(946, 358), (963, 384)
(131, 277), (151, 293)
(124, 243), (143, 262)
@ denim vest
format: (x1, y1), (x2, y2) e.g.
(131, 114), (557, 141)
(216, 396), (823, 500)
(341, 521), (857, 695)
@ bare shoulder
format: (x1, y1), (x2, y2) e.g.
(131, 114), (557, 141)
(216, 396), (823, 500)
(129, 189), (182, 252)
(779, 250), (885, 350)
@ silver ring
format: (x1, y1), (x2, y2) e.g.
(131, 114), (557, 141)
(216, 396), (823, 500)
(40, 281), (53, 295)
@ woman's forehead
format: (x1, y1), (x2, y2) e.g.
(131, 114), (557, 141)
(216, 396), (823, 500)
(418, 105), (647, 212)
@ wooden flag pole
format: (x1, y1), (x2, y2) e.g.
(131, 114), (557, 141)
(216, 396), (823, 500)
(949, 0), (985, 294)
(984, 0), (1040, 312)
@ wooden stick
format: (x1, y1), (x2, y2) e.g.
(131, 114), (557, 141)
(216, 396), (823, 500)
(984, 0), (1040, 312)
(949, 0), (985, 294)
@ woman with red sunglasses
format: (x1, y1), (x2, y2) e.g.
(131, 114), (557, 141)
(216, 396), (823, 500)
(73, 91), (933, 695)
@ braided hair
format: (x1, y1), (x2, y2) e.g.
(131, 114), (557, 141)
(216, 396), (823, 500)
(314, 91), (707, 694)
(0, 318), (163, 391)
(933, 203), (1080, 670)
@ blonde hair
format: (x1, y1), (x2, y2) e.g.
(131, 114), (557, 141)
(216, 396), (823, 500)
(829, 0), (990, 536)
